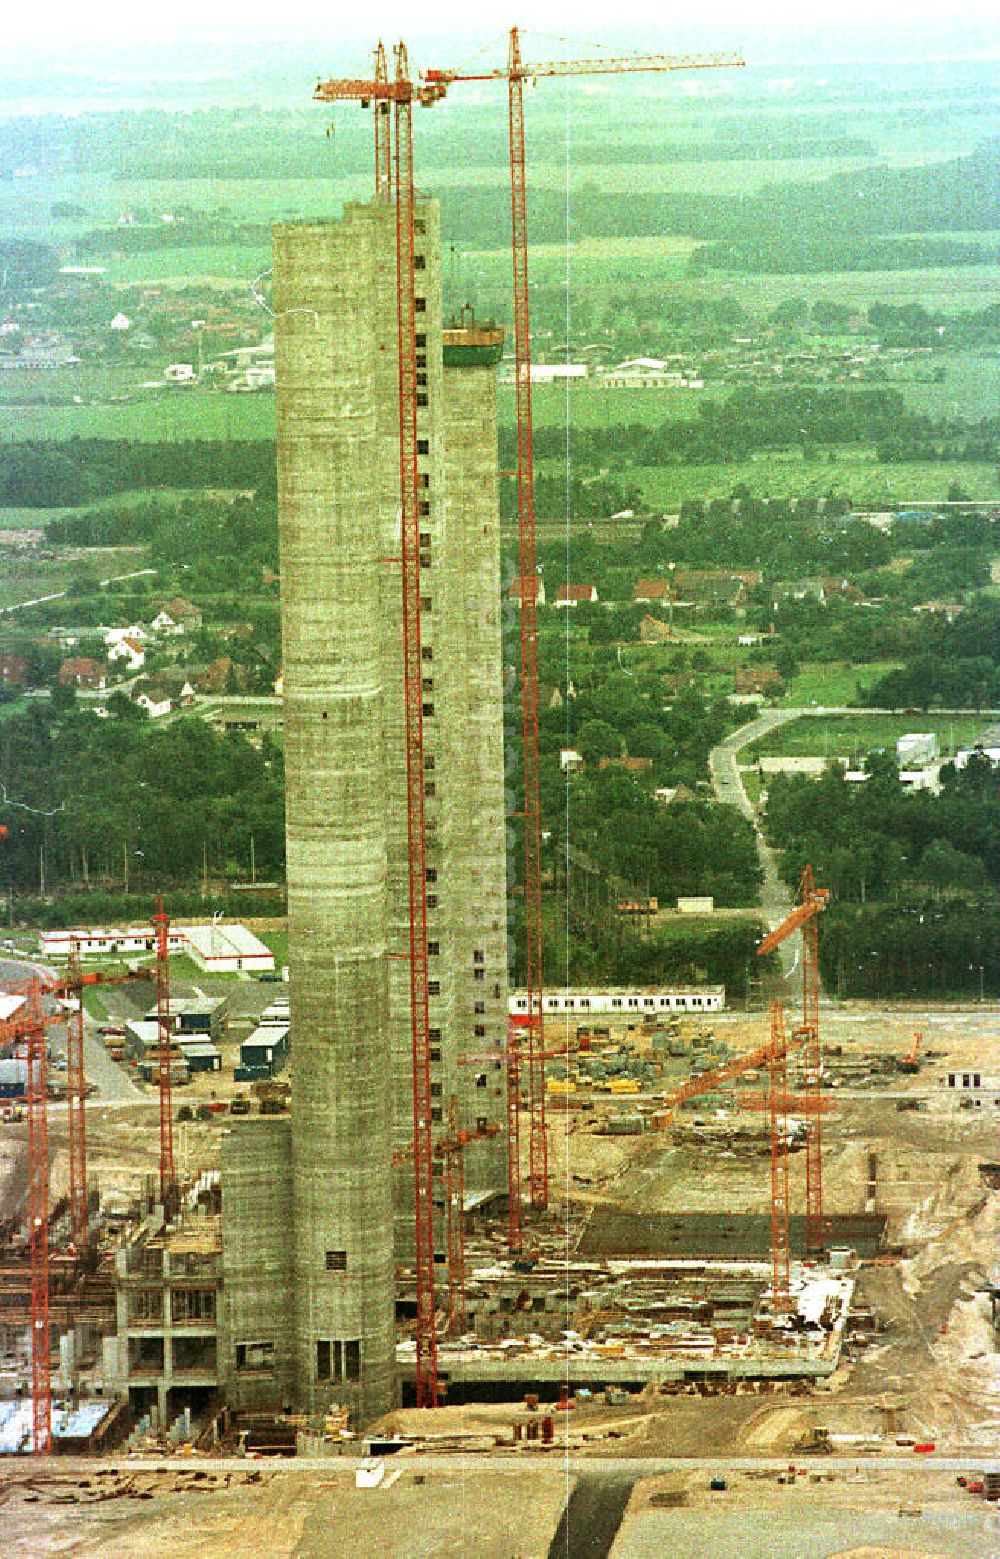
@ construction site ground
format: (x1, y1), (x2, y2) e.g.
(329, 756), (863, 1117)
(6, 997), (1000, 1554)
(3, 1457), (999, 1558)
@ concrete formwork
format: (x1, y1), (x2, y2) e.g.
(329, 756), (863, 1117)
(441, 338), (510, 1195)
(220, 200), (509, 1423)
(219, 1117), (295, 1412)
(274, 211), (397, 1425)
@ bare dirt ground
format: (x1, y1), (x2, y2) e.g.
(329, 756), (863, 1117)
(0, 1464), (569, 1559)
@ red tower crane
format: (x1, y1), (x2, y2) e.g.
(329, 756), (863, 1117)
(154, 898), (176, 1212)
(314, 42), (440, 1410)
(59, 952), (154, 1252)
(423, 31), (745, 1221)
(0, 982), (60, 1453)
(460, 1030), (576, 1253)
(64, 943), (87, 1254)
(437, 1098), (500, 1336)
(660, 1004), (799, 1313)
(24, 983), (51, 1455)
(392, 1100), (500, 1336)
(756, 865), (830, 1253)
(768, 1002), (792, 1314)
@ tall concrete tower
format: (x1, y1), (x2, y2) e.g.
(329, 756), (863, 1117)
(219, 199), (508, 1423)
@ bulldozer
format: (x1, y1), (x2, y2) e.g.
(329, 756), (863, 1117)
(793, 1425), (832, 1454)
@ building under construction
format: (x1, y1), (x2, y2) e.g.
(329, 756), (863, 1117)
(219, 198), (510, 1424)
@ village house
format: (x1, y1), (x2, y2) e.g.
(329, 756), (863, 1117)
(554, 584), (598, 608)
(58, 657), (106, 691)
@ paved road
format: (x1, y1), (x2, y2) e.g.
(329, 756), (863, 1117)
(708, 707), (802, 949)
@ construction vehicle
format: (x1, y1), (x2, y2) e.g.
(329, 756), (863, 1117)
(793, 1425), (833, 1454)
(900, 1032), (922, 1074)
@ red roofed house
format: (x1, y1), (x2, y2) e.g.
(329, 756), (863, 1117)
(0, 653), (28, 686)
(634, 578), (672, 604)
(59, 657), (106, 691)
(555, 584), (597, 608)
(508, 575), (546, 607)
(107, 635), (146, 672)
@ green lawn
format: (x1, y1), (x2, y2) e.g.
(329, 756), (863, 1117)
(781, 661), (902, 707)
(0, 391), (276, 441)
(259, 929), (288, 970)
(609, 453), (998, 510)
(743, 713), (989, 761)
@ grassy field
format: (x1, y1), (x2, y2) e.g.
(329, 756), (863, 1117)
(612, 453), (998, 510)
(0, 392), (276, 441)
(743, 713), (989, 760)
(781, 661), (903, 707)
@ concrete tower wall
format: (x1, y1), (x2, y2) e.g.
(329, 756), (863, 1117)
(441, 358), (510, 1192)
(273, 214), (397, 1424)
(218, 1116), (295, 1411)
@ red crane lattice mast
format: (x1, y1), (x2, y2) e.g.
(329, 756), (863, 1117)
(768, 1002), (792, 1314)
(59, 955), (155, 1251)
(0, 983), (59, 1453)
(25, 982), (51, 1455)
(314, 41), (439, 1410)
(659, 1004), (799, 1313)
(423, 30), (745, 1226)
(757, 864), (830, 1253)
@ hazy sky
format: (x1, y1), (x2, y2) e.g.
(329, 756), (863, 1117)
(7, 0), (998, 62)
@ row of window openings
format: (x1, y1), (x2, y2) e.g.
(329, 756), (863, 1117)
(317, 1338), (360, 1383)
(238, 1337), (364, 1384)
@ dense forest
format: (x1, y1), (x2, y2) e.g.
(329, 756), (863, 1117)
(861, 601), (1000, 709)
(766, 751), (1000, 994)
(0, 700), (285, 895)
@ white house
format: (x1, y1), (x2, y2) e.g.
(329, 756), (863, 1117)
(40, 925), (187, 960)
(499, 362), (588, 384)
(510, 986), (725, 1016)
(108, 636), (146, 672)
(163, 363), (196, 385)
(559, 748), (584, 773)
(135, 690), (171, 719)
(151, 609), (181, 636)
(104, 624), (149, 648)
(604, 358), (688, 389)
(109, 312), (131, 332)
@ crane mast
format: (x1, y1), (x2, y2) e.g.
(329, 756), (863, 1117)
(25, 981), (51, 1454)
(757, 865), (830, 1252)
(508, 24), (547, 1221)
(422, 29), (745, 1232)
(768, 1003), (792, 1314)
